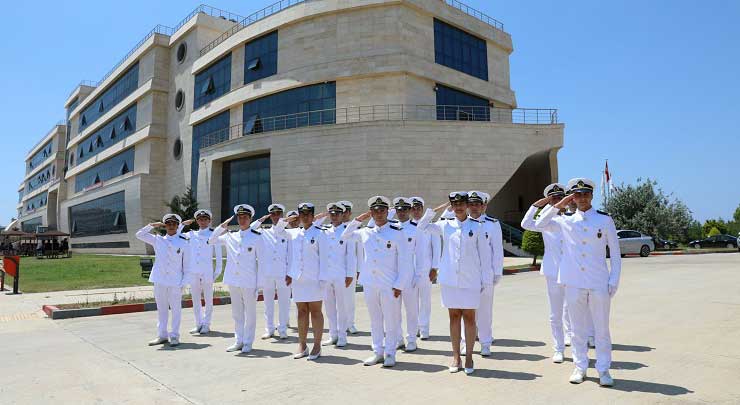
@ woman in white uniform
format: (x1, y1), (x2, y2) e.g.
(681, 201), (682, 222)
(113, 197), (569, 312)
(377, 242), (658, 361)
(417, 192), (492, 374)
(285, 203), (325, 360)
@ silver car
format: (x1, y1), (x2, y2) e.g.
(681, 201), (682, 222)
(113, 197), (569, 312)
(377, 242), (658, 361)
(617, 230), (655, 257)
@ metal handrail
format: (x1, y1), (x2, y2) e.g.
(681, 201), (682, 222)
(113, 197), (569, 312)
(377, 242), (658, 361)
(499, 221), (523, 246)
(200, 0), (306, 57)
(444, 0), (505, 32)
(200, 104), (559, 149)
(171, 4), (246, 35)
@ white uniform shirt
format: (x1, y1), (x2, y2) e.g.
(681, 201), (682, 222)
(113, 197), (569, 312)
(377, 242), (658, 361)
(286, 225), (323, 282)
(417, 209), (493, 289)
(475, 215), (504, 278)
(536, 206), (622, 290)
(341, 220), (413, 290)
(521, 204), (564, 279)
(208, 227), (266, 289)
(250, 219), (290, 283)
(135, 225), (186, 287)
(318, 223), (356, 281)
(179, 227), (223, 282)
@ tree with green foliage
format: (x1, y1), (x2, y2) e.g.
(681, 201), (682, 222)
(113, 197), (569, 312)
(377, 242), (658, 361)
(707, 227), (721, 237)
(603, 178), (693, 242)
(521, 230), (545, 266)
(687, 220), (703, 242)
(164, 186), (199, 233)
(702, 219), (727, 237)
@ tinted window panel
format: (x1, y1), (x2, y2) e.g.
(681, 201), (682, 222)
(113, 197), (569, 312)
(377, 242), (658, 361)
(69, 191), (127, 237)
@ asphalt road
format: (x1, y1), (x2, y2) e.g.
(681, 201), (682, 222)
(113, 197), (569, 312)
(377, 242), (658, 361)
(1, 253), (738, 404)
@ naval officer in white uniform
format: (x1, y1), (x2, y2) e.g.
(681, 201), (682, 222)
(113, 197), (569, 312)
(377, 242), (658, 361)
(536, 178), (621, 387)
(136, 214), (187, 347)
(409, 197), (441, 341)
(338, 200), (360, 335)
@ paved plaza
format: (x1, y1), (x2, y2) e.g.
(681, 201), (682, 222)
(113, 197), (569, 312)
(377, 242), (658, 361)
(1, 253), (739, 404)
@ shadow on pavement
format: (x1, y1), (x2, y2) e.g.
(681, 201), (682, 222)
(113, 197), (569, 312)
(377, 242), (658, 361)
(236, 349), (292, 359)
(312, 355), (363, 365)
(157, 342), (211, 351)
(598, 378), (693, 396)
(466, 369), (542, 380)
(493, 339), (547, 348)
(384, 361), (448, 373)
(490, 351), (548, 361)
(612, 343), (655, 352)
(196, 330), (234, 339)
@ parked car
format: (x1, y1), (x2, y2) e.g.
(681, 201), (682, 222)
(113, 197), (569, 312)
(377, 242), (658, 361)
(616, 230), (655, 257)
(688, 234), (738, 249)
(653, 237), (679, 250)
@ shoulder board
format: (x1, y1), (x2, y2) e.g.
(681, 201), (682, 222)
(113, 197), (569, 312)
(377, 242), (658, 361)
(485, 216), (498, 223)
(390, 225), (402, 231)
(209, 228), (214, 231)
(468, 217), (481, 223)
(251, 229), (262, 235)
(178, 235), (189, 240)
(564, 212), (574, 216)
(388, 219), (399, 223)
(229, 229), (239, 233)
(596, 210), (611, 216)
(409, 221), (418, 226)
(263, 224), (273, 229)
(438, 217), (449, 221)
(313, 225), (325, 231)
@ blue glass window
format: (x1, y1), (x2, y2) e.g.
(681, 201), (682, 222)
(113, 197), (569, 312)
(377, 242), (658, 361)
(193, 53), (232, 109)
(74, 148), (135, 192)
(25, 192), (48, 213)
(242, 82), (335, 134)
(75, 104), (137, 166)
(244, 31), (278, 85)
(435, 84), (490, 121)
(21, 216), (42, 233)
(434, 19), (488, 81)
(27, 163), (56, 192)
(221, 155), (271, 224)
(78, 63), (139, 131)
(69, 191), (127, 237)
(28, 141), (54, 172)
(191, 111), (230, 195)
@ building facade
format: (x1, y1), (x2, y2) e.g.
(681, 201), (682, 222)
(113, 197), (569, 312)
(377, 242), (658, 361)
(16, 1), (564, 254)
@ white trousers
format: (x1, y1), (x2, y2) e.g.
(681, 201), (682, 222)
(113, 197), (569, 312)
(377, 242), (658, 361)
(154, 283), (182, 339)
(229, 286), (257, 347)
(545, 277), (571, 352)
(262, 277), (291, 334)
(417, 276), (433, 335)
(565, 286), (612, 373)
(364, 285), (401, 357)
(344, 275), (357, 328)
(398, 283), (419, 344)
(323, 278), (349, 339)
(190, 276), (214, 328)
(476, 284), (495, 346)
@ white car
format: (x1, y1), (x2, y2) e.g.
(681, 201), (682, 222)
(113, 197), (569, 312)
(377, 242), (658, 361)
(616, 230), (655, 257)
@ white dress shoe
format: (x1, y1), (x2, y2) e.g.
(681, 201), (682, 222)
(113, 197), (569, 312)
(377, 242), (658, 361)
(189, 326), (201, 334)
(363, 354), (384, 366)
(396, 339), (406, 350)
(405, 341), (417, 352)
(448, 363), (462, 373)
(148, 337), (168, 346)
(308, 349), (322, 360)
(199, 325), (210, 334)
(293, 348), (309, 359)
(480, 344), (491, 357)
(241, 345), (253, 354)
(599, 371), (614, 387)
(279, 331), (288, 340)
(382, 355), (396, 367)
(552, 351), (564, 363)
(348, 325), (358, 334)
(261, 332), (274, 340)
(337, 336), (347, 347)
(564, 335), (572, 347)
(168, 337), (180, 347)
(569, 368), (587, 384)
(588, 336), (596, 348)
(226, 343), (244, 352)
(322, 336), (338, 346)
(419, 331), (430, 340)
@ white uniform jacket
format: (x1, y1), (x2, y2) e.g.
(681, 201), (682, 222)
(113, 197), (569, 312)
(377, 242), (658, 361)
(135, 225), (187, 287)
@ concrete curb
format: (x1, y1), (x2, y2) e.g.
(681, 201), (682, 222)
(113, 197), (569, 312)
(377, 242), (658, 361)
(503, 265), (540, 275)
(626, 249), (739, 258)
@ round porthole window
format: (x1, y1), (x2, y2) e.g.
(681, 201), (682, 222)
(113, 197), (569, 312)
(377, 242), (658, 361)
(176, 42), (187, 64)
(175, 89), (185, 111)
(173, 138), (182, 160)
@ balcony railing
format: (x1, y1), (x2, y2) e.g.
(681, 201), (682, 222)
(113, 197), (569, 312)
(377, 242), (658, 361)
(444, 0), (505, 32)
(200, 0), (307, 57)
(200, 104), (558, 149)
(172, 4), (245, 34)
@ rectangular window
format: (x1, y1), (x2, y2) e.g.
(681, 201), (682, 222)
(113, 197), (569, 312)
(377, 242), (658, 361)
(24, 192), (49, 213)
(21, 216), (43, 233)
(69, 191), (127, 237)
(27, 140), (54, 173)
(435, 84), (490, 121)
(78, 62), (139, 131)
(75, 104), (137, 166)
(221, 155), (271, 224)
(244, 31), (278, 85)
(191, 111), (230, 195)
(193, 53), (232, 109)
(26, 163), (56, 192)
(434, 19), (488, 81)
(242, 82), (335, 134)
(74, 148), (135, 192)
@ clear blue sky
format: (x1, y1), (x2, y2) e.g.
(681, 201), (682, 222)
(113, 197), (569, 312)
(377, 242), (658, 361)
(1, 0), (738, 226)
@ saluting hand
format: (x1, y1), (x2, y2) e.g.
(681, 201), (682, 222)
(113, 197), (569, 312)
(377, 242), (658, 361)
(532, 197), (551, 208)
(149, 222), (165, 228)
(314, 212), (328, 221)
(219, 216), (234, 229)
(182, 219), (195, 226)
(355, 211), (372, 222)
(258, 214), (270, 222)
(432, 202), (451, 212)
(553, 194), (575, 210)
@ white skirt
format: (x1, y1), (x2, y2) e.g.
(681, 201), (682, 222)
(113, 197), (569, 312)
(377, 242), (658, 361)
(441, 285), (481, 309)
(292, 278), (323, 303)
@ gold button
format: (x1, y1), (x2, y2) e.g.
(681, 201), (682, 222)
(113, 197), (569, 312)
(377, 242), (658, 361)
(580, 267), (585, 271)
(582, 241), (587, 245)
(582, 253), (586, 257)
